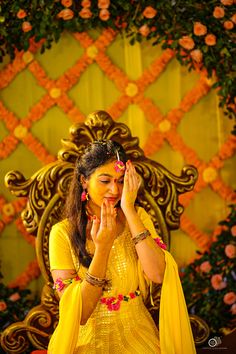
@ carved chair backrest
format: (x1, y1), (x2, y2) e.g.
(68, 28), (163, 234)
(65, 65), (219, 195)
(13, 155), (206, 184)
(1, 111), (198, 353)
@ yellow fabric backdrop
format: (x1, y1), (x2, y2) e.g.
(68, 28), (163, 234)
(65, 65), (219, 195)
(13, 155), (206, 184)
(0, 31), (235, 294)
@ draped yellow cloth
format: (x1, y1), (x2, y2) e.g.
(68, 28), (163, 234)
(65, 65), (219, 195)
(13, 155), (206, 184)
(48, 208), (196, 354)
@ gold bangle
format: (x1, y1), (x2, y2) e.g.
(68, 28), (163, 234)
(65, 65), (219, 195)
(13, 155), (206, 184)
(132, 229), (151, 245)
(85, 271), (107, 287)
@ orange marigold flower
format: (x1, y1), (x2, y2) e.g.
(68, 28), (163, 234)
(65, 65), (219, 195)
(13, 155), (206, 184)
(17, 9), (27, 19)
(231, 14), (236, 24)
(81, 0), (91, 7)
(205, 34), (217, 46)
(98, 0), (110, 9)
(190, 49), (203, 63)
(221, 0), (233, 5)
(143, 6), (157, 19)
(213, 6), (225, 18)
(178, 36), (195, 50)
(193, 22), (207, 36)
(223, 292), (236, 305)
(224, 20), (234, 29)
(61, 0), (73, 7)
(58, 8), (74, 20)
(139, 24), (150, 37)
(22, 21), (32, 32)
(79, 7), (92, 19)
(99, 9), (110, 21)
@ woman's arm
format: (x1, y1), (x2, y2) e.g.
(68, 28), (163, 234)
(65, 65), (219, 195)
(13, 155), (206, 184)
(121, 161), (166, 284)
(51, 200), (117, 325)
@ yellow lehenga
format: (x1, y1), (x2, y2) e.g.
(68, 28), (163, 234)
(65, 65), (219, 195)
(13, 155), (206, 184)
(48, 207), (196, 354)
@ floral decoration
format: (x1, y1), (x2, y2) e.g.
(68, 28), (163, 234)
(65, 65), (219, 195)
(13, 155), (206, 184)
(0, 0), (235, 119)
(181, 204), (236, 335)
(100, 290), (141, 311)
(0, 271), (39, 335)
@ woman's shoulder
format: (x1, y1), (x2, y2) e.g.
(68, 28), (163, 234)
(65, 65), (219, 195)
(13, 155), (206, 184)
(50, 219), (70, 239)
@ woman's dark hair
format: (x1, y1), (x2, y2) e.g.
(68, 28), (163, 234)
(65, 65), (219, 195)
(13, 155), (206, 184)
(63, 140), (127, 267)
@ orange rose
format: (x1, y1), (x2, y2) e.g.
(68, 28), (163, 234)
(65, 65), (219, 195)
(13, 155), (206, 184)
(0, 301), (7, 311)
(231, 14), (236, 24)
(190, 49), (203, 63)
(225, 244), (236, 258)
(98, 0), (110, 9)
(79, 7), (92, 19)
(223, 292), (236, 305)
(199, 261), (211, 273)
(211, 274), (227, 290)
(213, 6), (225, 18)
(221, 0), (233, 5)
(193, 22), (207, 36)
(205, 34), (217, 46)
(17, 9), (27, 19)
(22, 21), (32, 32)
(178, 36), (195, 50)
(9, 292), (21, 302)
(231, 225), (236, 236)
(61, 0), (72, 7)
(143, 6), (157, 19)
(99, 9), (110, 21)
(57, 8), (74, 20)
(224, 20), (234, 29)
(139, 24), (150, 37)
(81, 0), (91, 7)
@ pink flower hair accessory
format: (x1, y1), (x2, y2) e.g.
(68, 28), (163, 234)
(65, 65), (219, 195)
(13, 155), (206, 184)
(114, 149), (125, 172)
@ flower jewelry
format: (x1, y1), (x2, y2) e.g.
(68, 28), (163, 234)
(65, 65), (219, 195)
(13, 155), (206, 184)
(100, 290), (140, 311)
(114, 160), (125, 172)
(53, 276), (81, 292)
(154, 237), (167, 250)
(114, 149), (125, 172)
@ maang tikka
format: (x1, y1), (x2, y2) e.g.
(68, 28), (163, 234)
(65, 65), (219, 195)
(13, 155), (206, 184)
(114, 150), (125, 173)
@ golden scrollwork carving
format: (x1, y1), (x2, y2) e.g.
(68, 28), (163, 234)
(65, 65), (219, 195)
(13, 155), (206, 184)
(1, 110), (208, 353)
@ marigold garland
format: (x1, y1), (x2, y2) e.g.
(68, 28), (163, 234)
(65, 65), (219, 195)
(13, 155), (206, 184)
(8, 259), (41, 289)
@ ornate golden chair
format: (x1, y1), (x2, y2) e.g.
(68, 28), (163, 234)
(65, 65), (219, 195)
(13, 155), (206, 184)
(1, 111), (209, 353)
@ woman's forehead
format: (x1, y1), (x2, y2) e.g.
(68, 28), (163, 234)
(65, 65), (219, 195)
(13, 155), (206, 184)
(94, 161), (125, 177)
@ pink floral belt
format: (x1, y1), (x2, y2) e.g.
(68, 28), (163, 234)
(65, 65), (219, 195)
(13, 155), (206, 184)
(100, 290), (141, 311)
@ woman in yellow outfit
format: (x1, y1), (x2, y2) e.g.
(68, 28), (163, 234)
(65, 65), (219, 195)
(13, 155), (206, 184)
(48, 139), (196, 354)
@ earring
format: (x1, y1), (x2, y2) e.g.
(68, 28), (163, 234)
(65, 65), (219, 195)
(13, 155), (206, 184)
(81, 190), (89, 202)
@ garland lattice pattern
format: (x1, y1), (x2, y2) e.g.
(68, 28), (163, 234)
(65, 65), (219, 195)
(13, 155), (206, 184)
(0, 29), (235, 288)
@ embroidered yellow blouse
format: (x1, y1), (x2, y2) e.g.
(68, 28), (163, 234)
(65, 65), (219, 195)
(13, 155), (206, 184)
(48, 207), (196, 354)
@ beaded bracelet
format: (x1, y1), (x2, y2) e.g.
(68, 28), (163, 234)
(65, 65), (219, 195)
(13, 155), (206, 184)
(132, 229), (151, 245)
(85, 271), (107, 288)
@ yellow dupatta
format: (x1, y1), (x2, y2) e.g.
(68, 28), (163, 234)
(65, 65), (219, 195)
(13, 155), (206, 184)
(47, 281), (82, 354)
(159, 251), (196, 354)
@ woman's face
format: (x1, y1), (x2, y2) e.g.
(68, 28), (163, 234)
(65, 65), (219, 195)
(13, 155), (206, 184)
(84, 160), (125, 208)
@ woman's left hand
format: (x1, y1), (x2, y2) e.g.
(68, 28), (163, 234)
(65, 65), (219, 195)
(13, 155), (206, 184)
(120, 160), (140, 212)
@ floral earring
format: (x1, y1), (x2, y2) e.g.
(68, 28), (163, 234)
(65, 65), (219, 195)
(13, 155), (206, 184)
(81, 190), (89, 202)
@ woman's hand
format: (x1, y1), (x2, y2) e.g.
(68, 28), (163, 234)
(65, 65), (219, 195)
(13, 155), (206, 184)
(90, 199), (117, 252)
(120, 160), (140, 213)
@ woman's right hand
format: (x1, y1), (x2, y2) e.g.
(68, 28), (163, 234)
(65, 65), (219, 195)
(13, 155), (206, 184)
(90, 199), (117, 252)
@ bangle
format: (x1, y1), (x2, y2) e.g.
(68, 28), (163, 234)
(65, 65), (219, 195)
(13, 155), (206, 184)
(132, 229), (151, 245)
(85, 271), (107, 288)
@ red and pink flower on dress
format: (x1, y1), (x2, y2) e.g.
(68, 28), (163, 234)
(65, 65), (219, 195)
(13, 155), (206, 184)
(100, 290), (140, 311)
